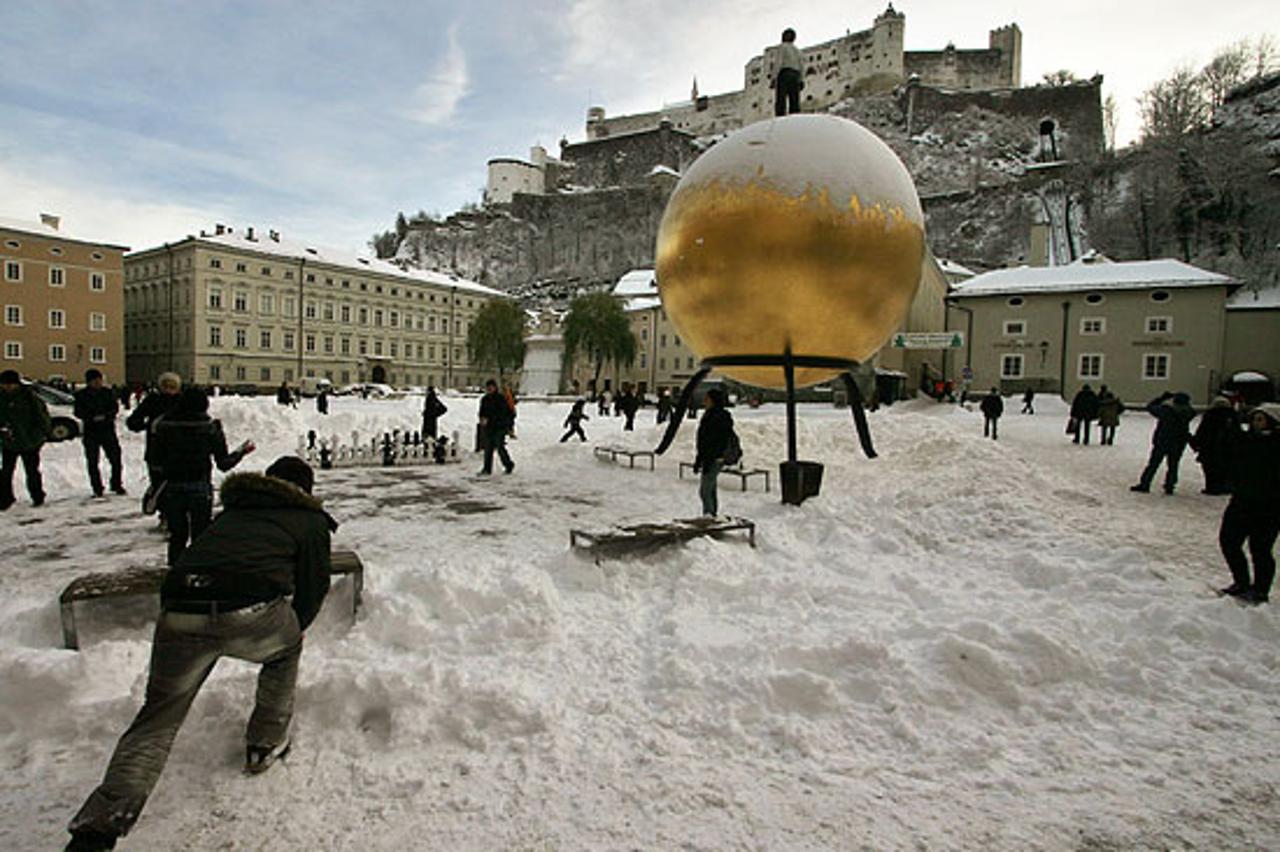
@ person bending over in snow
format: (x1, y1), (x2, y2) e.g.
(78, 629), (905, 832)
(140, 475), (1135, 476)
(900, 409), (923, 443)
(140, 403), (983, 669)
(66, 456), (336, 852)
(1216, 404), (1280, 604)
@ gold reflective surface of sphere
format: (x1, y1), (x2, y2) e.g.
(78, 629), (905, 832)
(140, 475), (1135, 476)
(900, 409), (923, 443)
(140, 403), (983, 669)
(656, 115), (925, 389)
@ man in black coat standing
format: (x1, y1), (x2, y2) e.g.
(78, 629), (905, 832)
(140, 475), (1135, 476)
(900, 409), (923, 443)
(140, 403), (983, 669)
(980, 388), (1004, 440)
(126, 372), (182, 504)
(74, 369), (126, 497)
(66, 457), (335, 851)
(1070, 384), (1100, 445)
(477, 379), (515, 475)
(694, 388), (735, 516)
(1191, 396), (1239, 495)
(421, 386), (447, 440)
(1131, 391), (1197, 494)
(1217, 404), (1280, 604)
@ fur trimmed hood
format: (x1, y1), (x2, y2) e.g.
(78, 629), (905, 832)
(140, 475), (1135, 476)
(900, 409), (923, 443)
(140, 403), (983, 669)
(220, 471), (325, 513)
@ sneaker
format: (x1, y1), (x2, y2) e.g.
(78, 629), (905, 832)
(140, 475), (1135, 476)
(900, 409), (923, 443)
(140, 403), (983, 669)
(1129, 484), (1149, 493)
(477, 469), (491, 476)
(503, 463), (515, 474)
(111, 485), (127, 496)
(92, 489), (105, 499)
(1219, 584), (1250, 598)
(1163, 486), (1175, 495)
(1245, 590), (1269, 606)
(245, 738), (291, 774)
(65, 829), (118, 851)
(31, 494), (45, 507)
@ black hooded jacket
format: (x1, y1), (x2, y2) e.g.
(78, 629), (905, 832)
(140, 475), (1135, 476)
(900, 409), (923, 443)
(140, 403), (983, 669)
(695, 405), (734, 468)
(161, 472), (336, 629)
(152, 411), (247, 483)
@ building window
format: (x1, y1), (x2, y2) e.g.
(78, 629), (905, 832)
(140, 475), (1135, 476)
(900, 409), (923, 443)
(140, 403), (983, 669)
(1143, 353), (1170, 380)
(236, 365), (247, 380)
(1001, 353), (1024, 379)
(3, 341), (21, 360)
(390, 310), (399, 328)
(90, 273), (105, 291)
(283, 296), (296, 318)
(209, 258), (222, 269)
(283, 368), (293, 381)
(374, 309), (384, 327)
(323, 302), (334, 321)
(4, 261), (20, 282)
(283, 331), (295, 351)
(261, 266), (271, 277)
(640, 353), (647, 368)
(209, 288), (223, 309)
(233, 292), (248, 312)
(208, 325), (222, 347)
(340, 304), (351, 323)
(1150, 290), (1171, 303)
(1006, 296), (1024, 307)
(340, 337), (350, 355)
(323, 336), (333, 354)
(260, 330), (272, 349)
(4, 305), (22, 326)
(90, 312), (106, 331)
(305, 334), (316, 352)
(260, 293), (274, 314)
(49, 267), (65, 287)
(1145, 316), (1172, 334)
(304, 301), (317, 320)
(1003, 320), (1026, 336)
(48, 309), (66, 329)
(1078, 353), (1104, 379)
(3, 240), (18, 249)
(359, 307), (368, 324)
(234, 328), (247, 349)
(235, 262), (247, 273)
(306, 273), (315, 283)
(373, 340), (383, 356)
(260, 367), (272, 381)
(209, 364), (221, 380)
(359, 339), (368, 355)
(1080, 317), (1105, 335)
(89, 346), (106, 364)
(1084, 292), (1105, 305)
(49, 344), (66, 362)
(389, 342), (398, 358)
(49, 246), (63, 256)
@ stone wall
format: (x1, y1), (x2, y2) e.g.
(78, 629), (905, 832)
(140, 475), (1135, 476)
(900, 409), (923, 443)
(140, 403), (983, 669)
(561, 124), (701, 189)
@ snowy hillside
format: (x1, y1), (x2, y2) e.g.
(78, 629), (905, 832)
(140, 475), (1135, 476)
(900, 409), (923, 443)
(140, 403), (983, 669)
(2, 394), (1277, 850)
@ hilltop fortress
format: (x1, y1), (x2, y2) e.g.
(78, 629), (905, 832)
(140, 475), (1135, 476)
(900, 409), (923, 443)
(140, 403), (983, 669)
(586, 5), (1020, 140)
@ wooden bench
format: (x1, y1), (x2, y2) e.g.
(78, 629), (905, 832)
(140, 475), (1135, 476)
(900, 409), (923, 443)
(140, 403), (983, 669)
(569, 516), (756, 558)
(59, 549), (364, 651)
(593, 445), (657, 470)
(678, 461), (771, 492)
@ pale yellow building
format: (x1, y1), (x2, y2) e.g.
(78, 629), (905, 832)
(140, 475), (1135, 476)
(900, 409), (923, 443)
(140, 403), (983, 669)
(124, 226), (503, 390)
(1, 215), (128, 385)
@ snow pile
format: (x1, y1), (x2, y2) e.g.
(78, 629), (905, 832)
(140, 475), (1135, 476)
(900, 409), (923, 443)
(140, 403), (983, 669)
(2, 395), (1277, 849)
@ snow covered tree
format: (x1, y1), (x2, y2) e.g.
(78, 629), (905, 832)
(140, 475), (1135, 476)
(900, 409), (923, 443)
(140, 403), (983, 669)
(562, 292), (637, 394)
(466, 299), (527, 380)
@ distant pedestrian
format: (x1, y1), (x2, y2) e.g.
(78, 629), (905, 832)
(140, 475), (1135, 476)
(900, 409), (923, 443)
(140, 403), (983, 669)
(1191, 396), (1239, 495)
(74, 369), (126, 498)
(1069, 384), (1100, 445)
(619, 385), (639, 431)
(275, 382), (292, 407)
(773, 28), (804, 116)
(693, 388), (736, 517)
(1130, 391), (1197, 495)
(477, 379), (515, 475)
(316, 389), (329, 415)
(1021, 388), (1035, 414)
(66, 457), (335, 851)
(597, 390), (611, 417)
(152, 386), (255, 565)
(980, 387), (1003, 440)
(560, 399), (590, 443)
(116, 383), (132, 411)
(0, 369), (50, 510)
(421, 386), (447, 440)
(657, 389), (673, 424)
(127, 372), (182, 510)
(1216, 404), (1280, 604)
(1096, 385), (1122, 445)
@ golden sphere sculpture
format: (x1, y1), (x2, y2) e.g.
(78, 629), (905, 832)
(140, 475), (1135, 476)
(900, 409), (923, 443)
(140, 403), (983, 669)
(655, 114), (926, 389)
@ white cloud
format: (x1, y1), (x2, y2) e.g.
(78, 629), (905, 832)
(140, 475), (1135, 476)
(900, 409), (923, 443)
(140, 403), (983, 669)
(405, 24), (470, 125)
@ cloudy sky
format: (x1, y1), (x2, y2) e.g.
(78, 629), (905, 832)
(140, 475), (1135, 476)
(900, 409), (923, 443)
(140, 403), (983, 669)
(1, 1), (1273, 254)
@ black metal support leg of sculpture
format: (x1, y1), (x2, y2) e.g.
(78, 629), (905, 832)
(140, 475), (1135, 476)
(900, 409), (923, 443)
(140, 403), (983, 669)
(783, 346), (798, 465)
(842, 372), (878, 459)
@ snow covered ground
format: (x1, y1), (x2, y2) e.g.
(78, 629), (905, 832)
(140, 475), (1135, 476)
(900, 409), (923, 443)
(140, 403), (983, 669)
(2, 393), (1277, 850)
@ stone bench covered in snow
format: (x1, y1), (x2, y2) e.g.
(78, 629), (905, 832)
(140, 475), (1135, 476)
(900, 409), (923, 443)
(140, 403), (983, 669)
(592, 444), (657, 470)
(569, 516), (756, 558)
(58, 549), (365, 651)
(677, 461), (772, 493)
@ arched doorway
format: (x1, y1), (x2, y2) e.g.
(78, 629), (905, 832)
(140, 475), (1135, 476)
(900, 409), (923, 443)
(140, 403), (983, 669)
(371, 364), (387, 384)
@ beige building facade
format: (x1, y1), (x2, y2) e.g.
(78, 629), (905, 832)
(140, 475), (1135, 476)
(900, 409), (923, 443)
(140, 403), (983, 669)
(124, 226), (502, 390)
(0, 215), (127, 385)
(946, 258), (1240, 406)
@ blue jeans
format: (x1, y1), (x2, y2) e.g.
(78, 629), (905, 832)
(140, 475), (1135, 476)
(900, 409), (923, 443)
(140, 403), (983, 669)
(699, 461), (721, 516)
(1138, 443), (1185, 492)
(70, 598), (301, 840)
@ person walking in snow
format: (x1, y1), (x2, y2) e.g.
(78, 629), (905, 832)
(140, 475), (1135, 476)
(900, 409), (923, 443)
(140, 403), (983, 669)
(1020, 388), (1035, 414)
(477, 379), (515, 475)
(152, 386), (255, 566)
(1096, 385), (1122, 446)
(560, 398), (590, 443)
(66, 457), (335, 852)
(693, 388), (736, 517)
(657, 388), (673, 424)
(773, 28), (804, 116)
(316, 388), (329, 415)
(597, 388), (611, 417)
(619, 384), (639, 431)
(1191, 396), (1239, 495)
(1130, 391), (1197, 495)
(1216, 404), (1280, 604)
(0, 369), (50, 510)
(275, 381), (292, 407)
(127, 372), (182, 510)
(421, 386), (447, 440)
(1069, 384), (1100, 445)
(74, 369), (126, 498)
(980, 387), (1003, 440)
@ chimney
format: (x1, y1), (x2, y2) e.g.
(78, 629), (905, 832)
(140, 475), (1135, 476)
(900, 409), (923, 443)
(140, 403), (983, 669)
(246, 226), (256, 241)
(269, 229), (280, 242)
(39, 213), (60, 231)
(215, 223), (226, 235)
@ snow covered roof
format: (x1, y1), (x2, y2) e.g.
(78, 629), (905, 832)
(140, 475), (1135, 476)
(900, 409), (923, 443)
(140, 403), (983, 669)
(950, 258), (1236, 298)
(624, 297), (662, 312)
(613, 268), (658, 298)
(0, 215), (130, 250)
(1226, 284), (1280, 311)
(134, 228), (502, 297)
(937, 258), (976, 279)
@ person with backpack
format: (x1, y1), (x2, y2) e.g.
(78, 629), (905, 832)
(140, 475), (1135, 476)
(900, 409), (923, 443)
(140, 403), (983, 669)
(693, 388), (737, 517)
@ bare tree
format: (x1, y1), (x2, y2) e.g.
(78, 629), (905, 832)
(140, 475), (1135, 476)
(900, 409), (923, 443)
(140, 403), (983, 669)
(1251, 34), (1278, 78)
(1041, 69), (1080, 86)
(1201, 41), (1250, 109)
(1139, 66), (1209, 140)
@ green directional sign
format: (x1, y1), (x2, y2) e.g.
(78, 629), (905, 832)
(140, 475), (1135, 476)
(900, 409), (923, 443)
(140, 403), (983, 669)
(889, 332), (965, 349)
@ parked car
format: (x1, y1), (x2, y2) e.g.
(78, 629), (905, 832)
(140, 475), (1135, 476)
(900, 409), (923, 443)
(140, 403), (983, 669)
(298, 376), (333, 397)
(25, 381), (80, 442)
